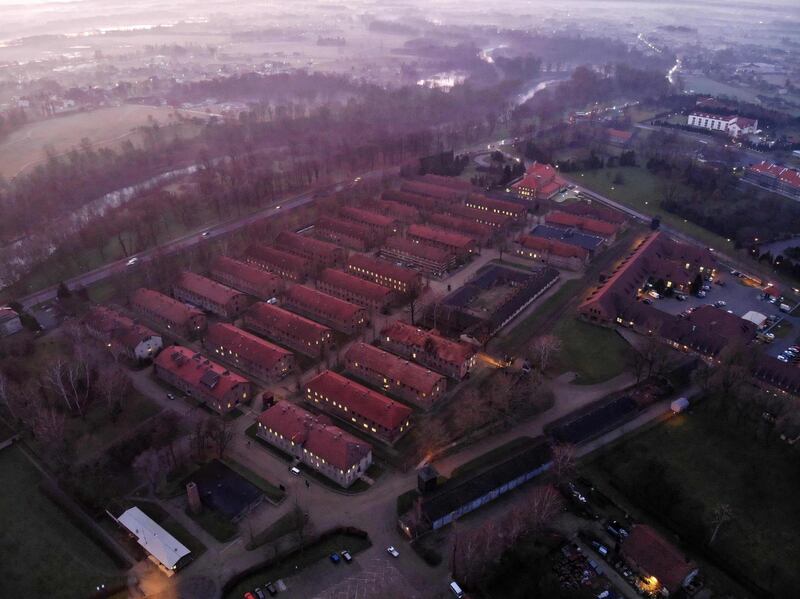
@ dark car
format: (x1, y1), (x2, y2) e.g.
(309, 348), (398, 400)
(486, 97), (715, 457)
(264, 582), (278, 596)
(606, 520), (629, 539)
(254, 588), (266, 599)
(329, 552), (341, 564)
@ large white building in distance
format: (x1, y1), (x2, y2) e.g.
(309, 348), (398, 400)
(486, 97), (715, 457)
(687, 112), (758, 138)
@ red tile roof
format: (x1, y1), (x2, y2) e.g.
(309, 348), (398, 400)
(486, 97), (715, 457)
(517, 235), (589, 259)
(450, 204), (512, 228)
(345, 342), (445, 397)
(747, 161), (800, 190)
(284, 285), (365, 322)
(175, 271), (245, 307)
(86, 305), (159, 350)
(465, 194), (527, 217)
(277, 230), (341, 257)
(205, 323), (291, 370)
(606, 128), (633, 143)
(511, 162), (566, 195)
(317, 216), (373, 242)
(339, 206), (396, 228)
(131, 288), (204, 326)
(419, 174), (475, 191)
(371, 198), (420, 222)
(244, 243), (310, 274)
(381, 189), (441, 212)
(382, 321), (475, 366)
(558, 201), (627, 224)
(621, 525), (697, 593)
(346, 254), (421, 287)
(401, 180), (461, 202)
(211, 256), (283, 295)
(307, 371), (412, 431)
(546, 210), (619, 237)
(429, 213), (494, 241)
(407, 224), (476, 250)
(258, 400), (371, 471)
(384, 236), (453, 264)
(245, 302), (331, 344)
(154, 345), (248, 402)
(319, 269), (394, 302)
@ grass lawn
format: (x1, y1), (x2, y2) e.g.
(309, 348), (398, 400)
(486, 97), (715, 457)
(223, 458), (286, 503)
(572, 166), (735, 253)
(247, 506), (306, 550)
(582, 403), (800, 596)
(187, 507), (239, 543)
(552, 317), (633, 384)
(0, 446), (126, 598)
(224, 531), (372, 599)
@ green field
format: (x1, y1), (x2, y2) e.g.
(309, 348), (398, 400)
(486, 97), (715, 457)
(0, 446), (126, 598)
(583, 404), (800, 596)
(572, 166), (735, 252)
(553, 317), (633, 384)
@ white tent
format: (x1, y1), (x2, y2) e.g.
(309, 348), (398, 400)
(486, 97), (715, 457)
(742, 311), (767, 327)
(117, 507), (190, 570)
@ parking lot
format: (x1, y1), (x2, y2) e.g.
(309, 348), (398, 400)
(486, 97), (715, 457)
(647, 272), (800, 359)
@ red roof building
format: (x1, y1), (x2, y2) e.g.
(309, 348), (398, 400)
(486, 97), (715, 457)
(401, 180), (462, 203)
(243, 302), (333, 358)
(545, 210), (620, 239)
(621, 525), (698, 595)
(244, 243), (311, 282)
(381, 321), (476, 380)
(131, 288), (207, 338)
(429, 213), (494, 245)
(154, 345), (251, 414)
(283, 285), (367, 335)
(515, 235), (589, 271)
(407, 224), (476, 258)
(382, 189), (442, 213)
(745, 161), (800, 200)
(606, 128), (634, 146)
(276, 231), (344, 268)
(210, 256), (284, 301)
(173, 271), (250, 319)
(314, 216), (375, 251)
(419, 173), (475, 192)
(346, 254), (422, 296)
(339, 206), (399, 238)
(306, 371), (413, 444)
(371, 198), (420, 223)
(84, 305), (163, 362)
(511, 162), (566, 200)
(203, 322), (294, 382)
(465, 194), (527, 221)
(558, 201), (627, 224)
(256, 400), (372, 488)
(317, 269), (396, 312)
(344, 342), (446, 408)
(381, 236), (456, 276)
(449, 204), (512, 229)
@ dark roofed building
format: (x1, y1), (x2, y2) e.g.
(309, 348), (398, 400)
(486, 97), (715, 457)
(529, 224), (605, 253)
(306, 371), (413, 444)
(546, 210), (620, 239)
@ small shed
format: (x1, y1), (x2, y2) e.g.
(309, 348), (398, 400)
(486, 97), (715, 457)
(670, 397), (690, 413)
(117, 507), (191, 574)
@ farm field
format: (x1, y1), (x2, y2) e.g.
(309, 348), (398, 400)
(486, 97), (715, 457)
(0, 446), (126, 598)
(0, 104), (204, 178)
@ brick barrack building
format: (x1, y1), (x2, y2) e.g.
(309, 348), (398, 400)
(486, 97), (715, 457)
(282, 285), (367, 335)
(306, 370), (413, 444)
(173, 271), (249, 319)
(84, 305), (163, 362)
(243, 302), (333, 358)
(256, 400), (372, 488)
(244, 244), (311, 282)
(203, 322), (294, 382)
(381, 321), (477, 380)
(345, 254), (421, 296)
(381, 236), (455, 276)
(154, 345), (251, 415)
(210, 256), (284, 301)
(344, 342), (446, 409)
(276, 231), (344, 269)
(318, 269), (395, 312)
(314, 216), (375, 251)
(131, 288), (207, 338)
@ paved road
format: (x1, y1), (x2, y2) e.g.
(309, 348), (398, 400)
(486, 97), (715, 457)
(18, 168), (393, 309)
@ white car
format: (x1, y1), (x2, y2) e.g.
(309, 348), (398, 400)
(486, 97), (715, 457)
(201, 230), (211, 238)
(125, 257), (139, 267)
(289, 466), (301, 476)
(386, 546), (399, 558)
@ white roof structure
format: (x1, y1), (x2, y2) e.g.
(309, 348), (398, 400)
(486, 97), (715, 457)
(117, 507), (190, 570)
(742, 311), (767, 327)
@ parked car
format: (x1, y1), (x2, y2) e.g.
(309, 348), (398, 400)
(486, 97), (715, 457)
(702, 284), (711, 291)
(590, 540), (609, 557)
(714, 300), (727, 308)
(387, 546), (400, 558)
(329, 552), (341, 564)
(254, 587), (266, 599)
(606, 520), (629, 539)
(264, 582), (278, 597)
(244, 593), (256, 599)
(126, 256), (139, 267)
(697, 290), (706, 298)
(166, 393), (175, 401)
(341, 549), (352, 562)
(201, 230), (211, 238)
(289, 466), (301, 476)
(778, 355), (789, 363)
(676, 294), (687, 301)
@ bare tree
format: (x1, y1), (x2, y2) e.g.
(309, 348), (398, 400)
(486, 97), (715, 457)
(521, 484), (563, 533)
(133, 448), (164, 494)
(96, 364), (132, 413)
(207, 418), (234, 459)
(529, 335), (562, 372)
(550, 443), (577, 484)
